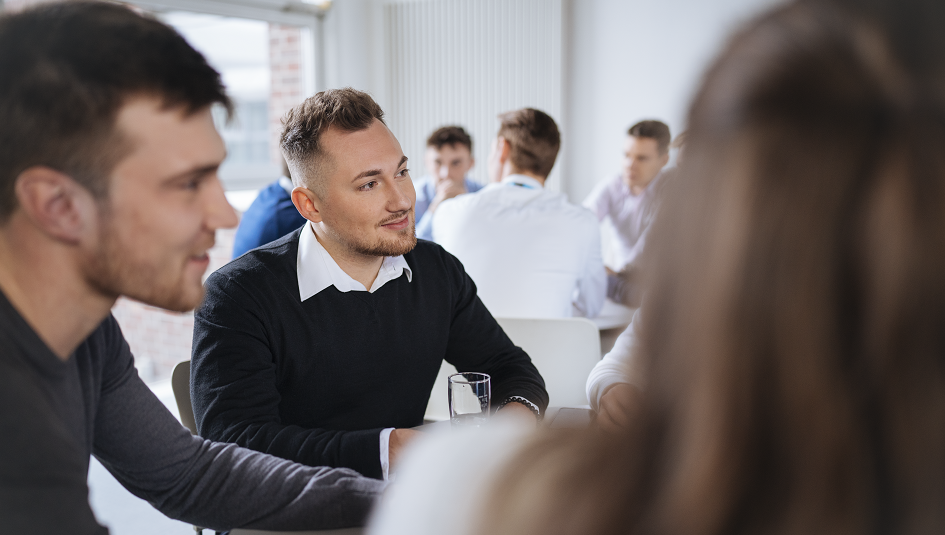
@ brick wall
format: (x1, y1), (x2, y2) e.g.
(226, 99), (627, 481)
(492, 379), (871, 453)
(268, 23), (305, 165)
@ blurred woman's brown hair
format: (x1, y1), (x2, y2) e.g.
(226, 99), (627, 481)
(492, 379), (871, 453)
(485, 0), (945, 534)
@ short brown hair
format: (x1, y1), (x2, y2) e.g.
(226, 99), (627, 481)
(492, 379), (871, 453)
(427, 125), (473, 152)
(280, 87), (385, 192)
(0, 2), (230, 224)
(628, 119), (671, 155)
(497, 108), (560, 178)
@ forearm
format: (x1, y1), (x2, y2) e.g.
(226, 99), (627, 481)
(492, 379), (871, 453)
(487, 364), (549, 413)
(586, 359), (631, 412)
(446, 292), (549, 412)
(586, 314), (641, 411)
(93, 366), (384, 531)
(452, 339), (548, 413)
(212, 420), (386, 479)
(135, 439), (383, 531)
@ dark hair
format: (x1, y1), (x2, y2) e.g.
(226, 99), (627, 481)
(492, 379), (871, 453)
(280, 87), (386, 192)
(497, 108), (560, 178)
(0, 1), (230, 223)
(426, 125), (473, 152)
(628, 120), (672, 155)
(485, 0), (945, 534)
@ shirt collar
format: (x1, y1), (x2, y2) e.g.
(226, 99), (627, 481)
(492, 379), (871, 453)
(296, 221), (413, 302)
(500, 174), (544, 190)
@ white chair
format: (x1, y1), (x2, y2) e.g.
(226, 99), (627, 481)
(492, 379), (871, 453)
(424, 317), (602, 420)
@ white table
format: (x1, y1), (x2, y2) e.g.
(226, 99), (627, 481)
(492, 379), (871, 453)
(590, 299), (635, 330)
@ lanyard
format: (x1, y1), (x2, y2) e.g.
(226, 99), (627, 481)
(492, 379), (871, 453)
(508, 181), (537, 190)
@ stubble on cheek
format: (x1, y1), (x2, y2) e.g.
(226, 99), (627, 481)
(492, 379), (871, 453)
(80, 216), (207, 313)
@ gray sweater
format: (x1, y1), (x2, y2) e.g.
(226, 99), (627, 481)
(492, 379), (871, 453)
(0, 290), (384, 534)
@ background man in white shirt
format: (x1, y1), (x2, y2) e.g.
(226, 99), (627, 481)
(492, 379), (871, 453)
(414, 126), (483, 241)
(433, 108), (605, 319)
(584, 120), (671, 271)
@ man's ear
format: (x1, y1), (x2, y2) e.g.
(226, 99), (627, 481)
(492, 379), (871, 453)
(496, 137), (511, 164)
(14, 166), (95, 245)
(660, 152), (670, 168)
(291, 186), (324, 223)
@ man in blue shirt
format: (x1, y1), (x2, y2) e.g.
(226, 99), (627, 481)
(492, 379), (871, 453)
(232, 160), (307, 258)
(414, 126), (483, 240)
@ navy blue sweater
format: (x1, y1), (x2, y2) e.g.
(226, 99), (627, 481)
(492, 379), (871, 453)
(191, 231), (548, 479)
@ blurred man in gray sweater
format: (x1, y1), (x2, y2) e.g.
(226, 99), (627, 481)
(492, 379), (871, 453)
(0, 3), (383, 534)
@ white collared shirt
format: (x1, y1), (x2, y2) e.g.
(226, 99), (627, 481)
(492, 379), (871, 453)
(297, 221), (413, 300)
(583, 171), (666, 271)
(432, 174), (605, 318)
(296, 221), (413, 480)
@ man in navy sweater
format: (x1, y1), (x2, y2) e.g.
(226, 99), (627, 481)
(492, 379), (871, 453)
(191, 88), (549, 480)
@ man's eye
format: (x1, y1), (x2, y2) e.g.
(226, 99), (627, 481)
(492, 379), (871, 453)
(359, 180), (379, 191)
(397, 168), (410, 177)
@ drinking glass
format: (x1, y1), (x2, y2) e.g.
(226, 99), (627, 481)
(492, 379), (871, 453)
(448, 372), (491, 428)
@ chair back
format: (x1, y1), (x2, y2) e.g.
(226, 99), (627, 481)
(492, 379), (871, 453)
(424, 317), (601, 420)
(171, 360), (198, 435)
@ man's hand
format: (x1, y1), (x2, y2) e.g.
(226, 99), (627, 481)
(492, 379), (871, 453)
(388, 428), (420, 470)
(496, 401), (538, 423)
(427, 178), (468, 214)
(596, 383), (641, 432)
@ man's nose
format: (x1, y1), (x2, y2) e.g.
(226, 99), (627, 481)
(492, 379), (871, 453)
(388, 181), (413, 212)
(205, 176), (239, 230)
(438, 165), (449, 178)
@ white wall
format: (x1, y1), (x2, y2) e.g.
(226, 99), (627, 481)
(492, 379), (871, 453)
(322, 0), (380, 97)
(563, 0), (781, 201)
(321, 0), (782, 201)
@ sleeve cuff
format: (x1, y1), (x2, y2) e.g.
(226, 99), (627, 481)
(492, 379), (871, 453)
(379, 427), (395, 481)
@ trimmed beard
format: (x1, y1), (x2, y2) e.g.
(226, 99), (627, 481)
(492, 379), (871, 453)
(328, 211), (418, 258)
(354, 228), (417, 257)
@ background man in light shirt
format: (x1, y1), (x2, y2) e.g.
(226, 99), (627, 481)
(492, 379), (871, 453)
(585, 131), (687, 427)
(413, 125), (483, 240)
(432, 108), (605, 319)
(584, 120), (672, 278)
(191, 88), (547, 482)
